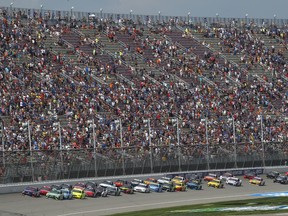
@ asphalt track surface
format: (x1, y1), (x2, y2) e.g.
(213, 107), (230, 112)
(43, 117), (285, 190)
(0, 176), (287, 216)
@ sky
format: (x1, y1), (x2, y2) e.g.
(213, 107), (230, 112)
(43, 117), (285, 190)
(1, 0), (287, 19)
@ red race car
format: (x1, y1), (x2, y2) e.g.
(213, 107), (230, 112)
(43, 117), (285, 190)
(84, 187), (98, 198)
(114, 179), (127, 187)
(39, 186), (52, 196)
(203, 173), (218, 181)
(244, 172), (257, 180)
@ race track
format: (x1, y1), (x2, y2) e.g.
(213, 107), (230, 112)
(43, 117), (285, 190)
(0, 176), (286, 216)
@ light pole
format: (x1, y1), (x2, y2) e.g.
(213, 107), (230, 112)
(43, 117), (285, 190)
(245, 13), (248, 24)
(100, 8), (103, 19)
(260, 114), (265, 166)
(40, 5), (43, 18)
(216, 13), (219, 23)
(92, 118), (98, 177)
(187, 12), (190, 25)
(27, 121), (35, 182)
(171, 118), (181, 172)
(10, 2), (13, 17)
(204, 118), (210, 170)
(228, 116), (237, 167)
(273, 14), (277, 25)
(71, 6), (74, 20)
(130, 9), (133, 20)
(158, 11), (161, 22)
(57, 122), (64, 176)
(115, 119), (125, 175)
(0, 121), (4, 168)
(144, 119), (153, 173)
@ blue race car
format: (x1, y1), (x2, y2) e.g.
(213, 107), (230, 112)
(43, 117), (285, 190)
(186, 181), (202, 190)
(22, 186), (41, 197)
(61, 188), (73, 199)
(149, 183), (163, 192)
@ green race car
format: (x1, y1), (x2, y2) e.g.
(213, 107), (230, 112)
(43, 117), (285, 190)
(46, 189), (64, 200)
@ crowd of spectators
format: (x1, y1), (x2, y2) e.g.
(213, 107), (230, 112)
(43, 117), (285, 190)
(0, 8), (288, 179)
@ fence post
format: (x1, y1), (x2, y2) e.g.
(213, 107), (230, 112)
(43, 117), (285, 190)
(58, 122), (64, 178)
(119, 119), (125, 175)
(176, 118), (181, 172)
(92, 118), (98, 177)
(232, 117), (237, 168)
(260, 114), (265, 166)
(205, 118), (210, 170)
(0, 121), (4, 168)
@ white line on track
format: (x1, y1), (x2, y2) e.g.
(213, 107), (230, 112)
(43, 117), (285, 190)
(57, 193), (250, 216)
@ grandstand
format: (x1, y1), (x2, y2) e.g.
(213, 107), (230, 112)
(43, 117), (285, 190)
(0, 6), (287, 183)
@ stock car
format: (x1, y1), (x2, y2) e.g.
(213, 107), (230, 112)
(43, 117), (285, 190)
(39, 185), (52, 196)
(207, 179), (224, 188)
(157, 177), (172, 184)
(161, 182), (176, 192)
(84, 187), (98, 197)
(244, 172), (257, 180)
(72, 188), (86, 199)
(119, 185), (134, 194)
(105, 186), (121, 196)
(85, 182), (97, 189)
(186, 181), (202, 190)
(273, 175), (288, 184)
(130, 179), (144, 187)
(188, 174), (202, 184)
(22, 186), (41, 197)
(114, 179), (127, 187)
(249, 177), (265, 186)
(226, 177), (242, 186)
(220, 172), (233, 181)
(133, 183), (150, 193)
(204, 173), (218, 181)
(60, 183), (73, 190)
(149, 183), (163, 192)
(144, 178), (157, 185)
(61, 188), (73, 199)
(172, 176), (187, 184)
(174, 182), (187, 191)
(99, 181), (115, 188)
(73, 182), (86, 190)
(266, 171), (280, 179)
(46, 189), (64, 200)
(95, 186), (108, 197)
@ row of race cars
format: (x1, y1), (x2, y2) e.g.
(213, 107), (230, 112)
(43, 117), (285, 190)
(21, 170), (288, 200)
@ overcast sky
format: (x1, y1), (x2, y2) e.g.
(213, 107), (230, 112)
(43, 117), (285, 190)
(1, 0), (287, 19)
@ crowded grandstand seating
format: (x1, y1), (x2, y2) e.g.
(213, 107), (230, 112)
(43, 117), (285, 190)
(0, 8), (288, 181)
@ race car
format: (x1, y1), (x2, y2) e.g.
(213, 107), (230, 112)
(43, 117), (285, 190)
(46, 189), (64, 200)
(39, 185), (52, 196)
(144, 178), (157, 185)
(85, 182), (97, 189)
(99, 180), (115, 188)
(187, 174), (202, 184)
(157, 177), (172, 184)
(105, 186), (121, 196)
(273, 175), (288, 184)
(73, 182), (86, 190)
(130, 179), (144, 187)
(226, 177), (242, 186)
(72, 188), (86, 199)
(171, 176), (187, 184)
(133, 183), (150, 193)
(84, 187), (98, 197)
(266, 171), (280, 179)
(249, 177), (265, 186)
(149, 183), (163, 192)
(220, 172), (233, 181)
(161, 182), (176, 192)
(186, 181), (202, 190)
(22, 186), (40, 197)
(61, 189), (73, 200)
(204, 173), (218, 182)
(94, 186), (108, 197)
(119, 185), (134, 194)
(207, 179), (224, 188)
(174, 182), (186, 191)
(60, 183), (73, 190)
(114, 179), (127, 187)
(244, 172), (257, 180)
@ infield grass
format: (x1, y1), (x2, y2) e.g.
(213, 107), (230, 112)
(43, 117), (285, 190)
(111, 197), (288, 216)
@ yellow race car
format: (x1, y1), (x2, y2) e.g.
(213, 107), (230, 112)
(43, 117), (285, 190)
(171, 176), (187, 184)
(72, 188), (86, 199)
(249, 177), (265, 186)
(207, 179), (224, 188)
(174, 182), (186, 191)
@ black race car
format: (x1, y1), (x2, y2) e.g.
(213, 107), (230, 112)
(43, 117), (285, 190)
(273, 175), (288, 184)
(266, 171), (280, 179)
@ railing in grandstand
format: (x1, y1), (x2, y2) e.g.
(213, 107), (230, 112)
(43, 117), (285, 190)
(1, 6), (288, 27)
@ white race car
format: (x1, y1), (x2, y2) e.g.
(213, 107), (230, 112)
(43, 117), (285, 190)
(226, 177), (242, 186)
(99, 181), (115, 188)
(157, 177), (172, 184)
(133, 183), (150, 193)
